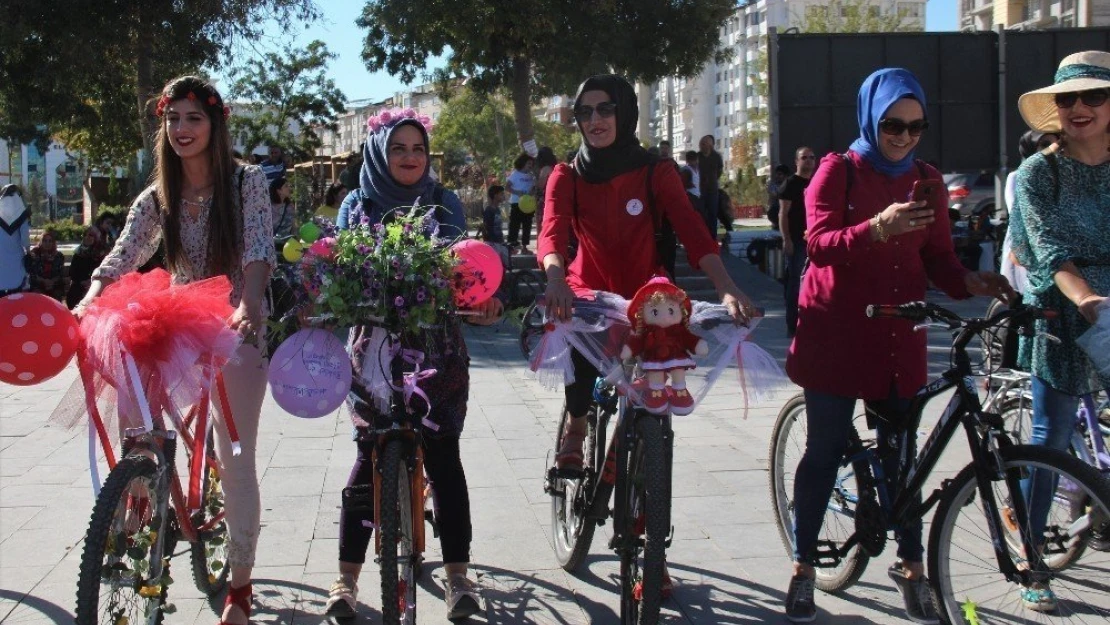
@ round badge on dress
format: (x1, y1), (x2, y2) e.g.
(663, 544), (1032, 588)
(626, 199), (644, 216)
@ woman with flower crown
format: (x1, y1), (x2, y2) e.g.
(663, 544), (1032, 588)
(74, 76), (275, 625)
(327, 108), (502, 621)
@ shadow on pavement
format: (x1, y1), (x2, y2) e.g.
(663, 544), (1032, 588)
(0, 588), (74, 624)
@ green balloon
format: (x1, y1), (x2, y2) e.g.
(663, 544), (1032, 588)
(299, 222), (321, 243)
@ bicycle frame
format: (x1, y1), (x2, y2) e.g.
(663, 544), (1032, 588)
(985, 368), (1110, 472)
(826, 321), (1040, 584)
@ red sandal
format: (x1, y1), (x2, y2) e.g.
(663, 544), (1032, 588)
(555, 429), (587, 474)
(219, 582), (252, 625)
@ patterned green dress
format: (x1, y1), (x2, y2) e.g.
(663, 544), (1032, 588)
(1010, 151), (1110, 395)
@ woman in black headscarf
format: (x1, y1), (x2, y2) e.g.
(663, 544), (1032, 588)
(536, 73), (754, 465)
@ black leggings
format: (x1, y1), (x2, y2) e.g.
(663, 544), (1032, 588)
(339, 435), (472, 564)
(565, 349), (600, 419)
(507, 203), (533, 247)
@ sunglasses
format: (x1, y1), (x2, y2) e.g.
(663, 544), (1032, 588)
(574, 101), (618, 123)
(1054, 89), (1110, 109)
(878, 118), (929, 137)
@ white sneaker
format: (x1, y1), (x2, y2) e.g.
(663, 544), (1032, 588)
(445, 573), (482, 621)
(324, 574), (358, 619)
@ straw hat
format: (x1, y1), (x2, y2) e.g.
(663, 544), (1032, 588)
(1019, 51), (1110, 133)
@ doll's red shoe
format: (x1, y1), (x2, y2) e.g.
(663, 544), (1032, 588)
(668, 387), (695, 416)
(642, 388), (669, 414)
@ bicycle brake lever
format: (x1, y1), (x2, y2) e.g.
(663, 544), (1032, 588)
(1037, 331), (1062, 344)
(914, 322), (951, 332)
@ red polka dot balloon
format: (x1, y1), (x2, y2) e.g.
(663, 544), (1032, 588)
(0, 293), (80, 386)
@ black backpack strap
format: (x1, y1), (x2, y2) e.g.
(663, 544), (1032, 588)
(840, 153), (854, 205)
(1044, 150), (1060, 204)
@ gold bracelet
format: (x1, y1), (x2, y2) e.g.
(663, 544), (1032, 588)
(871, 217), (889, 243)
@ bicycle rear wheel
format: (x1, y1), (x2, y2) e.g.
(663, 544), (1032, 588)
(509, 270), (544, 310)
(619, 415), (671, 625)
(551, 404), (600, 572)
(189, 462), (229, 596)
(768, 394), (870, 593)
(75, 455), (169, 625)
(378, 439), (417, 625)
(519, 300), (546, 360)
(929, 445), (1110, 625)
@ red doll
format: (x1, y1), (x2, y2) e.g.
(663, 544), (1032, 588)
(621, 276), (708, 415)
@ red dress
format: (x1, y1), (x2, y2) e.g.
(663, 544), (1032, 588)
(626, 324), (701, 372)
(537, 162), (719, 299)
(786, 151), (970, 400)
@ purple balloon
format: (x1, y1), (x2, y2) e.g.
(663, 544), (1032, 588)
(268, 329), (352, 419)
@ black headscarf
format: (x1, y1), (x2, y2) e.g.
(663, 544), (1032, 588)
(572, 74), (654, 184)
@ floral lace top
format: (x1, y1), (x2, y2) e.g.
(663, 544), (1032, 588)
(93, 165), (276, 311)
(1010, 152), (1110, 395)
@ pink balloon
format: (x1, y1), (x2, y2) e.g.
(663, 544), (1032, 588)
(0, 293), (79, 386)
(267, 329), (352, 418)
(451, 239), (504, 308)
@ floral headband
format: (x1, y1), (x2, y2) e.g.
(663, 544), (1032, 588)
(155, 89), (232, 119)
(366, 107), (434, 135)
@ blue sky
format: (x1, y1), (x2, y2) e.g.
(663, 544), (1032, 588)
(231, 0), (959, 103)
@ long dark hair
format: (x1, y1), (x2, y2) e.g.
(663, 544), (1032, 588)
(151, 75), (240, 276)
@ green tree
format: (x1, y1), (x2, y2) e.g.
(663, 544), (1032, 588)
(0, 0), (319, 171)
(433, 88), (577, 188)
(228, 40), (347, 160)
(357, 0), (734, 155)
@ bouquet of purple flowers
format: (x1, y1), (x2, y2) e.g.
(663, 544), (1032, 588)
(297, 208), (456, 336)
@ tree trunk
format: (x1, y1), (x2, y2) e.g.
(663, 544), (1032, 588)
(134, 5), (157, 164)
(509, 56), (536, 157)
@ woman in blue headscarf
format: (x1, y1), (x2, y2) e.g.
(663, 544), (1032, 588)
(781, 68), (1012, 624)
(329, 111), (501, 621)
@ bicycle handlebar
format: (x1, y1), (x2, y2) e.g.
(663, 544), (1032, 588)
(865, 297), (1055, 334)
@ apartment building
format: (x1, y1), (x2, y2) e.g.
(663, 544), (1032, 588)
(318, 81), (455, 157)
(960, 0), (1109, 29)
(640, 0), (925, 173)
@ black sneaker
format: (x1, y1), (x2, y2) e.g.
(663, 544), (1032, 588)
(888, 564), (939, 624)
(1090, 524), (1110, 552)
(784, 574), (816, 623)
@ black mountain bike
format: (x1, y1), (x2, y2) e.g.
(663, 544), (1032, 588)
(768, 300), (1110, 624)
(542, 302), (674, 625)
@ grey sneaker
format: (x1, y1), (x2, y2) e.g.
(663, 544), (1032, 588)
(445, 573), (482, 621)
(888, 564), (939, 624)
(784, 574), (816, 623)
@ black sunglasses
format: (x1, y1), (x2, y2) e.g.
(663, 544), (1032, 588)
(574, 101), (618, 123)
(1054, 89), (1110, 109)
(878, 118), (929, 137)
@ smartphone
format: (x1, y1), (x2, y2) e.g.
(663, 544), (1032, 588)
(910, 179), (946, 215)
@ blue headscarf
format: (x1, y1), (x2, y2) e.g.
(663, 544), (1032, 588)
(360, 118), (437, 212)
(849, 68), (927, 178)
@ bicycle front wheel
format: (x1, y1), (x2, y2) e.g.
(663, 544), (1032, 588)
(551, 405), (600, 572)
(189, 462), (229, 596)
(75, 455), (169, 625)
(929, 445), (1110, 625)
(378, 439), (417, 625)
(619, 416), (671, 625)
(768, 394), (870, 593)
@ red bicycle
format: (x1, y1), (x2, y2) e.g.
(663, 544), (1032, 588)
(74, 361), (234, 625)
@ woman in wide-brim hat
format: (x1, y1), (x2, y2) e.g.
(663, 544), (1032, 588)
(1008, 49), (1110, 613)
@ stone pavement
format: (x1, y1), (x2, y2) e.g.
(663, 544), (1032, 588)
(0, 254), (991, 624)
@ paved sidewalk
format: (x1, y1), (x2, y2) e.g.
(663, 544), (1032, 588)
(0, 255), (989, 624)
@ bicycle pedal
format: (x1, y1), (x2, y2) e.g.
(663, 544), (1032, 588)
(811, 540), (843, 569)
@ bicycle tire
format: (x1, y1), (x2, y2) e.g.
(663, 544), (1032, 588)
(377, 439), (417, 625)
(619, 416), (670, 625)
(519, 300), (545, 360)
(928, 445), (1110, 625)
(510, 270), (544, 310)
(551, 405), (599, 572)
(75, 455), (168, 625)
(189, 462), (230, 596)
(768, 394), (870, 593)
